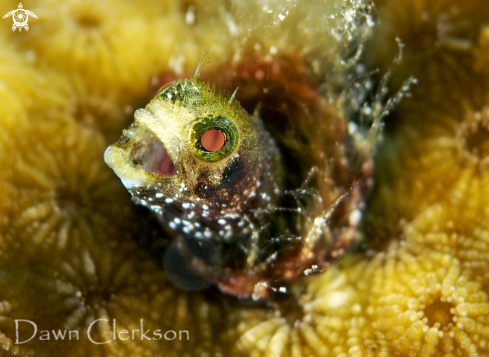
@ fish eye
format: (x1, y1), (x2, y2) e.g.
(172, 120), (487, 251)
(193, 116), (238, 162)
(201, 129), (226, 152)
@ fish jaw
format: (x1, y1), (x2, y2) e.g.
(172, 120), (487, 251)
(104, 145), (150, 189)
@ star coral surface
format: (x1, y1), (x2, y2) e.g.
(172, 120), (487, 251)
(1, 0), (489, 356)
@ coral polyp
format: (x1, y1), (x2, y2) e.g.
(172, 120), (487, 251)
(458, 107), (489, 167)
(11, 0), (175, 105)
(0, 242), (232, 357)
(0, 114), (140, 266)
(0, 41), (69, 129)
(368, 243), (489, 356)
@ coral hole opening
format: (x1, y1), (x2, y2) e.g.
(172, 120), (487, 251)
(54, 186), (92, 214)
(83, 285), (114, 307)
(72, 9), (103, 29)
(423, 297), (454, 328)
(464, 121), (489, 158)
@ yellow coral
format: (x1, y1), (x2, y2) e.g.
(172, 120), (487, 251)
(233, 241), (489, 356)
(362, 0), (489, 246)
(0, 241), (232, 357)
(407, 202), (489, 292)
(233, 262), (371, 357)
(68, 93), (134, 143)
(0, 39), (69, 129)
(365, 102), (489, 247)
(0, 113), (138, 265)
(367, 242), (489, 357)
(364, 119), (460, 244)
(2, 0), (489, 356)
(359, 63), (489, 357)
(366, 0), (488, 108)
(404, 110), (489, 287)
(9, 0), (179, 105)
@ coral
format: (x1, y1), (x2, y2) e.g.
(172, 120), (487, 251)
(2, 0), (489, 356)
(405, 110), (489, 288)
(362, 0), (489, 246)
(366, 241), (489, 357)
(9, 0), (179, 105)
(68, 93), (134, 143)
(153, 0), (350, 70)
(0, 22), (135, 143)
(0, 241), (231, 357)
(408, 200), (489, 292)
(364, 104), (489, 248)
(232, 261), (372, 357)
(457, 106), (489, 169)
(0, 38), (69, 129)
(0, 112), (138, 265)
(365, 0), (489, 110)
(362, 109), (461, 245)
(233, 240), (489, 357)
(359, 2), (489, 352)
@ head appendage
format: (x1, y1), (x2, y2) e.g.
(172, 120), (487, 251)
(228, 87), (239, 104)
(193, 50), (211, 79)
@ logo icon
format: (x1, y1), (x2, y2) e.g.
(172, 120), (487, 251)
(3, 3), (37, 32)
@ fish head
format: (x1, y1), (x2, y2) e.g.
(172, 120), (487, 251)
(104, 79), (263, 209)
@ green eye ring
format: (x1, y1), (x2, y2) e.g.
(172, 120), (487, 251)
(192, 116), (238, 162)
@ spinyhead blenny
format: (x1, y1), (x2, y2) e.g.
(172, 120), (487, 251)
(105, 58), (367, 299)
(104, 75), (291, 298)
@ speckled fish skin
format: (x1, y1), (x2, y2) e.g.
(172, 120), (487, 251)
(104, 78), (285, 296)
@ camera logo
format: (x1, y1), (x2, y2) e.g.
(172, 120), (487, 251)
(3, 3), (37, 32)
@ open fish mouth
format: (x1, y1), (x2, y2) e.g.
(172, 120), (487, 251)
(104, 118), (179, 190)
(128, 127), (178, 177)
(141, 137), (177, 176)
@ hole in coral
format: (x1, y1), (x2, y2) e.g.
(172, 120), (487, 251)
(55, 187), (92, 214)
(464, 121), (489, 158)
(423, 297), (454, 327)
(83, 285), (114, 307)
(73, 11), (103, 29)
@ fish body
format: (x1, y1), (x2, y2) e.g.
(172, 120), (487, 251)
(105, 53), (372, 299)
(105, 78), (285, 296)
